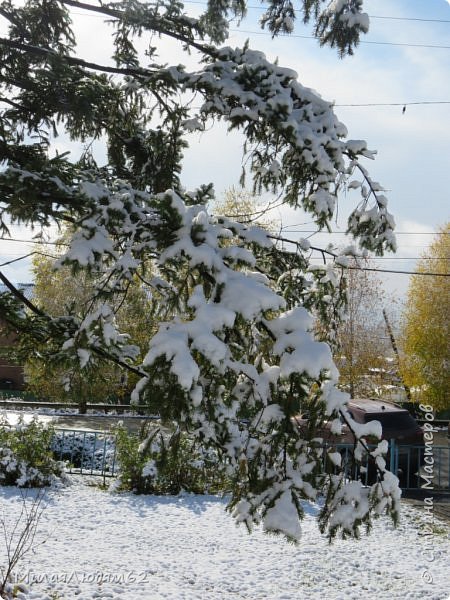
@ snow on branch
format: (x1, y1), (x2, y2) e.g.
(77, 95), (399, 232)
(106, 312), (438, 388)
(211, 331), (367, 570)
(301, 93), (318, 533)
(0, 0), (401, 542)
(180, 45), (395, 253)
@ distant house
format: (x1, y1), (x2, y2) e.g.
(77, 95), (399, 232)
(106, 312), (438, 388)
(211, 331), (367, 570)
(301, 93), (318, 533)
(0, 283), (33, 390)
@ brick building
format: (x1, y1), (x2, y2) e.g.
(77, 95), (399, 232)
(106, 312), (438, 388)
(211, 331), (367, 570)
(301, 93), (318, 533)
(0, 283), (33, 390)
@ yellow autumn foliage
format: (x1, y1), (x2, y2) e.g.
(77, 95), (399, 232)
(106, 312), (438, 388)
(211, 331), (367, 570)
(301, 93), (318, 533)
(400, 223), (450, 411)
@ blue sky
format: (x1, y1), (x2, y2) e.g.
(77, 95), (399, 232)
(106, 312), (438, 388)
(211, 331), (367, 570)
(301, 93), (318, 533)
(1, 0), (449, 300)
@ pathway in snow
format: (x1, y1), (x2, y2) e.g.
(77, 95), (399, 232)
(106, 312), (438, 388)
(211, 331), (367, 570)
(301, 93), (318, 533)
(1, 480), (449, 600)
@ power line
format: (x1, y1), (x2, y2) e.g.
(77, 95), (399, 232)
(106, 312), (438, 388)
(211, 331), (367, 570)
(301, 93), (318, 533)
(2, 249), (445, 261)
(307, 256), (449, 261)
(5, 11), (450, 108)
(0, 238), (64, 246)
(1, 246), (448, 278)
(183, 2), (450, 24)
(2, 232), (448, 247)
(0, 251), (56, 268)
(230, 28), (450, 50)
(279, 230), (449, 235)
(67, 7), (450, 50)
(369, 15), (450, 25)
(335, 101), (450, 107)
(346, 266), (449, 277)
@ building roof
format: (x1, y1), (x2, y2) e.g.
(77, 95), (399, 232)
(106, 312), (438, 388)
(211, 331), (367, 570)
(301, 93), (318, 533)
(348, 398), (406, 413)
(0, 283), (34, 300)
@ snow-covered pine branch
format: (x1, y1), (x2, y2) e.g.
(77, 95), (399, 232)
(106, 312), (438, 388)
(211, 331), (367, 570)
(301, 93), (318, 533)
(0, 0), (400, 542)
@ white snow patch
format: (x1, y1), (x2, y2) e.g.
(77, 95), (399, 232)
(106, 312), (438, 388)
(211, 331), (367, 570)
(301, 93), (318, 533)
(0, 482), (449, 599)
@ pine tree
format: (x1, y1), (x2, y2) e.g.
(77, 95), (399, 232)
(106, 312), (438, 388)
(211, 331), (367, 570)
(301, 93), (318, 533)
(400, 223), (450, 411)
(0, 1), (400, 541)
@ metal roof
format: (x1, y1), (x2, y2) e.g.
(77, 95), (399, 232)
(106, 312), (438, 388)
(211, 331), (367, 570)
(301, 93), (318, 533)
(348, 398), (407, 413)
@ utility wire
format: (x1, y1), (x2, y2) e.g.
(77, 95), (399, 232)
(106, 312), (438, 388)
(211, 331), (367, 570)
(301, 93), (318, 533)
(346, 266), (448, 277)
(1, 236), (448, 261)
(230, 28), (450, 50)
(335, 101), (450, 107)
(3, 15), (450, 106)
(278, 231), (450, 235)
(0, 238), (66, 246)
(307, 257), (449, 261)
(2, 251), (446, 261)
(66, 7), (450, 49)
(1, 249), (448, 278)
(183, 1), (450, 24)
(369, 15), (450, 24)
(1, 232), (448, 245)
(0, 251), (57, 268)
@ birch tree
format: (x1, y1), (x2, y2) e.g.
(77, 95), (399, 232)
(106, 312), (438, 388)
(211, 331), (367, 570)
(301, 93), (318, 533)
(400, 223), (450, 411)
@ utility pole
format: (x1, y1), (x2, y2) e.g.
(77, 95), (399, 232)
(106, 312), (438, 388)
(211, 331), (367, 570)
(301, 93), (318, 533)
(382, 308), (412, 403)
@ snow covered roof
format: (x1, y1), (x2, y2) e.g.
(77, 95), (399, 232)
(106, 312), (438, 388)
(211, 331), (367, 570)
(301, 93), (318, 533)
(0, 282), (34, 300)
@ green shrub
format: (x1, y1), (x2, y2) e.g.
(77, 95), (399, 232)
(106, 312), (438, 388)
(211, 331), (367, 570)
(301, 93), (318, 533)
(112, 422), (229, 495)
(0, 416), (65, 487)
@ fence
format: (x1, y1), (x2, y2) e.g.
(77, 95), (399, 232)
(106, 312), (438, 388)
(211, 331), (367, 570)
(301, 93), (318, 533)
(52, 429), (118, 477)
(337, 440), (449, 491)
(52, 428), (450, 491)
(393, 442), (449, 490)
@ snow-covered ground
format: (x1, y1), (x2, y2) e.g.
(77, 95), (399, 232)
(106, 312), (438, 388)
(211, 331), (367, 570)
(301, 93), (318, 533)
(1, 479), (450, 600)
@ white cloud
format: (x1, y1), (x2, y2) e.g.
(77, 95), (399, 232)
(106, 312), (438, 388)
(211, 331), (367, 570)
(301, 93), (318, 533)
(394, 220), (439, 259)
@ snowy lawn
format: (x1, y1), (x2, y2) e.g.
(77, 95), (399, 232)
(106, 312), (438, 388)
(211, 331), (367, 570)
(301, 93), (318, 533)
(1, 479), (449, 600)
